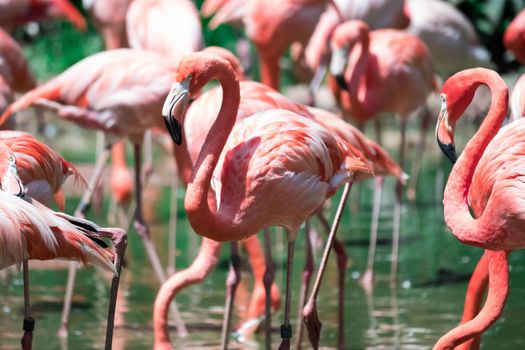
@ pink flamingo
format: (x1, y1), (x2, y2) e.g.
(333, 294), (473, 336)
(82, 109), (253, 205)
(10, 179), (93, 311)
(0, 48), (187, 336)
(0, 0), (86, 30)
(84, 0), (133, 50)
(244, 0), (340, 90)
(158, 52), (372, 350)
(160, 48), (401, 349)
(329, 19), (435, 288)
(0, 27), (36, 93)
(126, 0), (202, 63)
(0, 135), (126, 350)
(433, 67), (520, 349)
(504, 8), (525, 65)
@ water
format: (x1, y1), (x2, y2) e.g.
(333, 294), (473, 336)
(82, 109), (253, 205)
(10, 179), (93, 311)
(1, 154), (525, 349)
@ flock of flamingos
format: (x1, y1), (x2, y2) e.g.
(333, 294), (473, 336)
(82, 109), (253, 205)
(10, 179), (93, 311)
(1, 0), (525, 349)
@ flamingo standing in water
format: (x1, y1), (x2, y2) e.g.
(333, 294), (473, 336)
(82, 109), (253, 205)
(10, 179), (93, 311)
(0, 0), (86, 30)
(0, 48), (187, 335)
(159, 52), (372, 350)
(154, 49), (402, 350)
(329, 19), (435, 288)
(432, 67), (525, 349)
(0, 134), (127, 350)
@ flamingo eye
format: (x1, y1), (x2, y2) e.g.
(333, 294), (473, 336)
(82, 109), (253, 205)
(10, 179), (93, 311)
(8, 155), (15, 163)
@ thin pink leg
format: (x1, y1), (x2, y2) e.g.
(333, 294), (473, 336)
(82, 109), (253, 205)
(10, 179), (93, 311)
(263, 229), (274, 350)
(407, 107), (432, 202)
(278, 237), (297, 350)
(220, 242), (242, 350)
(21, 260), (34, 350)
(295, 221), (314, 349)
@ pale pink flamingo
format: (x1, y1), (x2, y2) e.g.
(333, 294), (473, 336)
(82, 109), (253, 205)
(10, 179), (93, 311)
(432, 67), (522, 349)
(0, 0), (86, 30)
(158, 52), (372, 350)
(406, 0), (491, 78)
(510, 73), (525, 121)
(0, 135), (126, 350)
(0, 48), (187, 336)
(126, 0), (202, 63)
(83, 0), (133, 50)
(162, 48), (402, 348)
(329, 19), (435, 288)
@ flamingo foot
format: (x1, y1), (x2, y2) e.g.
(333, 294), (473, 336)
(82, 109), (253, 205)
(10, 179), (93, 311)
(21, 318), (35, 350)
(303, 300), (321, 350)
(359, 269), (374, 295)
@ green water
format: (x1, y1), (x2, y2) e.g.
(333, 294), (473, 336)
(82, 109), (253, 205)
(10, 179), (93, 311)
(1, 153), (525, 349)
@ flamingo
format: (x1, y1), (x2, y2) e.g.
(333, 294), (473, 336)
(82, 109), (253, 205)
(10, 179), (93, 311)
(159, 52), (372, 350)
(0, 27), (36, 94)
(329, 19), (435, 288)
(0, 135), (127, 350)
(154, 48), (402, 349)
(83, 0), (133, 50)
(244, 0), (341, 90)
(0, 48), (187, 336)
(0, 0), (87, 30)
(126, 0), (202, 63)
(432, 67), (521, 349)
(504, 8), (525, 65)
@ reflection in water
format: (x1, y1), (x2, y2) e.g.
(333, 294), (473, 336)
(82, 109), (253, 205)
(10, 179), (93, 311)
(1, 164), (525, 350)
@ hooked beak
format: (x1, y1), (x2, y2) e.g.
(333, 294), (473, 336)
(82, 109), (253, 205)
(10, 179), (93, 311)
(2, 157), (25, 197)
(435, 101), (457, 163)
(162, 78), (190, 145)
(330, 47), (349, 91)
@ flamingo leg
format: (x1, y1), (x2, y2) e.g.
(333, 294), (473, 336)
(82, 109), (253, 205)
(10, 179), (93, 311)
(58, 143), (112, 338)
(132, 143), (188, 337)
(21, 260), (34, 350)
(303, 182), (353, 350)
(360, 176), (384, 294)
(263, 229), (274, 350)
(433, 251), (509, 350)
(294, 221), (314, 349)
(315, 210), (347, 349)
(390, 119), (407, 287)
(456, 252), (490, 350)
(407, 107), (432, 201)
(220, 241), (242, 350)
(278, 237), (297, 350)
(166, 160), (179, 276)
(101, 229), (128, 350)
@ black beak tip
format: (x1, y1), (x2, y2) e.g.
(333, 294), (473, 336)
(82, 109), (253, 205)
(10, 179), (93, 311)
(163, 116), (183, 145)
(437, 139), (457, 164)
(335, 74), (349, 91)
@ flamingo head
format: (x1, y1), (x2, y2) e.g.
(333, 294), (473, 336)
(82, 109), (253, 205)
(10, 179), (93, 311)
(504, 11), (525, 65)
(162, 75), (191, 145)
(330, 20), (369, 91)
(0, 145), (24, 197)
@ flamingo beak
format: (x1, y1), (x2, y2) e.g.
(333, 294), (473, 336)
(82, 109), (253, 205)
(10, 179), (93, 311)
(162, 77), (190, 145)
(436, 96), (457, 163)
(1, 155), (25, 197)
(330, 47), (349, 91)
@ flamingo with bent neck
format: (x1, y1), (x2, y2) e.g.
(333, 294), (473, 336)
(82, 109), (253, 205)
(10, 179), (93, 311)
(155, 48), (402, 349)
(432, 67), (523, 349)
(158, 52), (372, 350)
(329, 19), (435, 288)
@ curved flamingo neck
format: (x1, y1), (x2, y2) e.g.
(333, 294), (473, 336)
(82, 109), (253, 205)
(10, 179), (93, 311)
(184, 63), (241, 241)
(346, 28), (370, 119)
(443, 71), (509, 250)
(433, 250), (509, 350)
(153, 238), (222, 349)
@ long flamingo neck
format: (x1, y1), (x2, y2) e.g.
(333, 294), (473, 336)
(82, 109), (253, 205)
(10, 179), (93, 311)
(260, 55), (280, 91)
(153, 238), (222, 349)
(433, 250), (509, 350)
(443, 72), (508, 249)
(184, 65), (240, 241)
(347, 31), (370, 117)
(172, 138), (193, 185)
